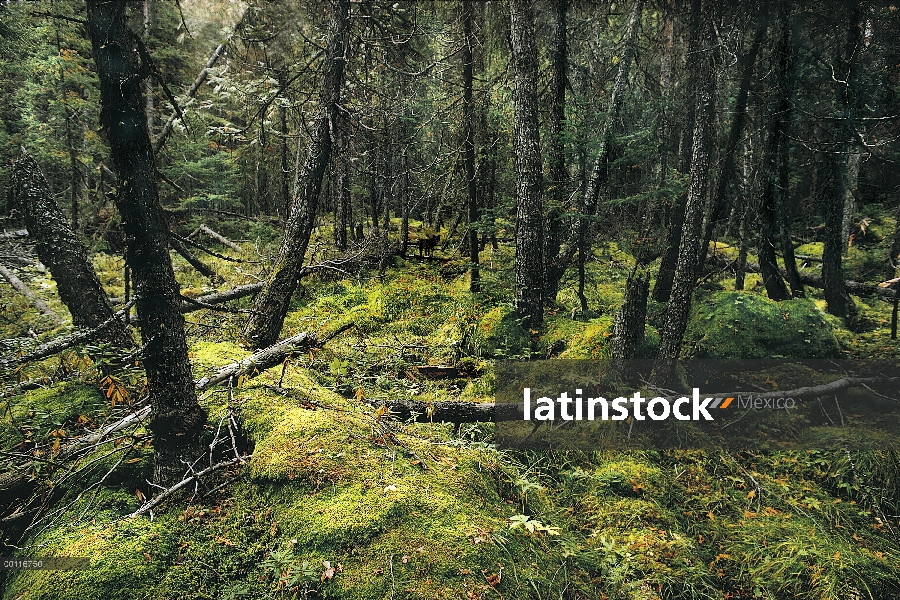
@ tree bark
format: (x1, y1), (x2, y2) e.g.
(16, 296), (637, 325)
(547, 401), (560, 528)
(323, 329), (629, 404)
(333, 109), (350, 250)
(86, 0), (207, 486)
(463, 0), (480, 293)
(509, 0), (544, 329)
(12, 148), (132, 347)
(543, 0), (567, 304)
(242, 0), (350, 349)
(656, 0), (716, 362)
(612, 272), (650, 359)
(654, 0), (702, 302)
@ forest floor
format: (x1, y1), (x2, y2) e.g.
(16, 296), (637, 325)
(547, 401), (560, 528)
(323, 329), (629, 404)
(1, 215), (900, 599)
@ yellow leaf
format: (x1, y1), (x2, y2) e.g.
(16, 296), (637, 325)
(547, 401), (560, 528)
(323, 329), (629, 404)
(136, 489), (145, 503)
(355, 388), (366, 401)
(747, 490), (756, 499)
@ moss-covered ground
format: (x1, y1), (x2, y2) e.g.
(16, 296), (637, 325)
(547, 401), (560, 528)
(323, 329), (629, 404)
(2, 220), (900, 599)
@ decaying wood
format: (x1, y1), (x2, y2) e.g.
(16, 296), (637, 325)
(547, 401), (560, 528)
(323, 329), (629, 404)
(0, 229), (29, 240)
(195, 322), (354, 391)
(709, 254), (898, 300)
(198, 224), (242, 252)
(181, 282), (265, 312)
(0, 263), (65, 325)
(0, 298), (136, 371)
(169, 234), (222, 284)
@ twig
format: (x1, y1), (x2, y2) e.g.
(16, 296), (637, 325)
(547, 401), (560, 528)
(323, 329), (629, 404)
(127, 456), (248, 518)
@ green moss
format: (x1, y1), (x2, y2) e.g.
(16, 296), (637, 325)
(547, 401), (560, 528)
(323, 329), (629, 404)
(467, 305), (530, 358)
(685, 291), (843, 358)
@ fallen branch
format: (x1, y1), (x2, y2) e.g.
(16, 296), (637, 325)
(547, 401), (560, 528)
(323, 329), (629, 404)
(198, 224), (242, 252)
(127, 455), (248, 518)
(181, 283), (264, 312)
(0, 263), (65, 325)
(708, 254), (897, 300)
(0, 298), (136, 371)
(195, 322), (354, 391)
(153, 37), (232, 155)
(169, 234), (222, 284)
(172, 230), (246, 263)
(0, 229), (28, 240)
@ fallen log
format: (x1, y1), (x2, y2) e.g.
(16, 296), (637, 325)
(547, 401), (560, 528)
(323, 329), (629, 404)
(181, 282), (264, 312)
(195, 322), (354, 391)
(169, 234), (222, 284)
(0, 298), (136, 371)
(198, 224), (242, 252)
(0, 263), (65, 325)
(0, 229), (28, 240)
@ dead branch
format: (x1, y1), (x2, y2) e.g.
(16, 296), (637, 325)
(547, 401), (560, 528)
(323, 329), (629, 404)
(171, 230), (246, 263)
(127, 455), (248, 518)
(0, 263), (65, 325)
(0, 298), (136, 371)
(0, 229), (28, 240)
(180, 283), (264, 312)
(153, 37), (232, 155)
(198, 224), (242, 252)
(169, 235), (222, 284)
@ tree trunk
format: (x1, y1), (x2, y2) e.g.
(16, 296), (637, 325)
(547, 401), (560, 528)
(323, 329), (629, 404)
(612, 272), (649, 359)
(85, 0), (207, 486)
(242, 0), (350, 349)
(823, 4), (860, 319)
(543, 0), (567, 304)
(654, 0), (701, 302)
(12, 148), (132, 348)
(334, 109), (350, 250)
(773, 6), (803, 298)
(509, 0), (544, 329)
(701, 13), (766, 263)
(462, 1), (480, 293)
(656, 0), (716, 362)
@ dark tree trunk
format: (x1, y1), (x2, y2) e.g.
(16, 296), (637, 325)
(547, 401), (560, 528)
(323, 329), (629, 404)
(280, 104), (290, 219)
(612, 272), (650, 359)
(85, 0), (207, 486)
(654, 0), (701, 302)
(823, 4), (860, 319)
(334, 109), (350, 250)
(656, 0), (716, 362)
(772, 5), (803, 297)
(543, 0), (567, 304)
(462, 0), (480, 293)
(242, 0), (350, 348)
(562, 0), (644, 307)
(13, 148), (132, 348)
(701, 13), (766, 262)
(509, 0), (544, 329)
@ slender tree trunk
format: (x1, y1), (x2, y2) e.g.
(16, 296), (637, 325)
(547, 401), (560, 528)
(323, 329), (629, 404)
(462, 1), (479, 292)
(773, 7), (803, 297)
(242, 0), (350, 348)
(701, 13), (766, 262)
(85, 0), (207, 486)
(654, 0), (701, 302)
(279, 104), (290, 219)
(509, 0), (544, 329)
(334, 109), (350, 250)
(656, 0), (716, 362)
(823, 4), (860, 319)
(543, 0), (566, 304)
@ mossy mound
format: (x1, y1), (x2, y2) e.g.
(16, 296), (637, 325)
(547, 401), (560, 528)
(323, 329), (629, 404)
(467, 305), (530, 358)
(685, 291), (843, 358)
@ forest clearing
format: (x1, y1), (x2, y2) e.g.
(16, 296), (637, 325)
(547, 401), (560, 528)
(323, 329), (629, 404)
(1, 0), (900, 598)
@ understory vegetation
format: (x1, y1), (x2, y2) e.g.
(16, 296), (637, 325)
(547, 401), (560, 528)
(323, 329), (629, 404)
(2, 218), (900, 600)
